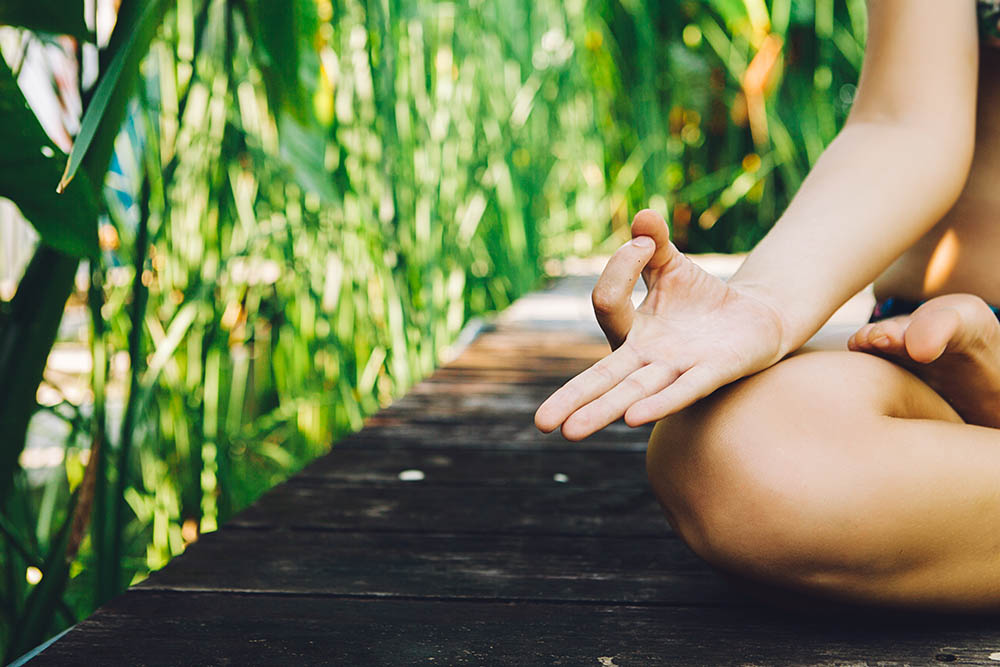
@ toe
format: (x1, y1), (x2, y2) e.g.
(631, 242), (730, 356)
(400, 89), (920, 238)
(868, 323), (891, 348)
(905, 307), (961, 363)
(870, 318), (907, 352)
(849, 318), (909, 354)
(848, 323), (876, 350)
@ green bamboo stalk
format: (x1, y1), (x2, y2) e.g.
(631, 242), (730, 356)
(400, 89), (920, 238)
(86, 265), (113, 604)
(107, 173), (151, 598)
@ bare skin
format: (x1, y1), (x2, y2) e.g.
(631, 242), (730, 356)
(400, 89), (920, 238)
(846, 45), (1000, 430)
(848, 294), (1000, 429)
(874, 48), (1000, 307)
(841, 44), (1000, 429)
(536, 2), (1000, 610)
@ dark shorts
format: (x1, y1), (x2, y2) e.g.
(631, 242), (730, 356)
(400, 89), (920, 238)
(980, 0), (1000, 46)
(869, 297), (1000, 323)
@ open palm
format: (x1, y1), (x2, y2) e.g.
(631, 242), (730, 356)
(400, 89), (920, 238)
(535, 210), (786, 440)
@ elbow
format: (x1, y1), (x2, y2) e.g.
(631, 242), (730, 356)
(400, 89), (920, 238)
(844, 116), (975, 221)
(930, 121), (976, 211)
(906, 127), (974, 238)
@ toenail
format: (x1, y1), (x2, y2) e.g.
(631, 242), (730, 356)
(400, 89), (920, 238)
(872, 336), (890, 348)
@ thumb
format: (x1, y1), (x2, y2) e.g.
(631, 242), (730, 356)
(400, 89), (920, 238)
(630, 208), (675, 273)
(592, 236), (655, 349)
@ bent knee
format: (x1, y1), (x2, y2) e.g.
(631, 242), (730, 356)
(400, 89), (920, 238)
(645, 351), (951, 582)
(645, 395), (829, 582)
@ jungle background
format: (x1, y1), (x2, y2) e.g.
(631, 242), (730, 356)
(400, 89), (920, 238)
(0, 0), (864, 659)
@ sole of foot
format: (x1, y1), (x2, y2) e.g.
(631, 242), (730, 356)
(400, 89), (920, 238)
(848, 294), (1000, 429)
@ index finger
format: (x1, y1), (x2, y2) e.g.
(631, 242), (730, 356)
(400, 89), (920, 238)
(534, 344), (641, 433)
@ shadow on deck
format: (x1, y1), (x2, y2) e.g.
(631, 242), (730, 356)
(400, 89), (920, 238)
(26, 271), (1000, 665)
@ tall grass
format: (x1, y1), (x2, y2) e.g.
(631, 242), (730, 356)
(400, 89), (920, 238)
(591, 0), (866, 252)
(0, 0), (865, 657)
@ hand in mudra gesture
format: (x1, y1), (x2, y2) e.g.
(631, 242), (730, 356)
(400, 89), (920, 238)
(534, 210), (787, 440)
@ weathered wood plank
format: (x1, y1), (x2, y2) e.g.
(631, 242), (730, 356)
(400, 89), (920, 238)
(135, 529), (733, 605)
(33, 592), (1000, 666)
(229, 480), (668, 537)
(295, 447), (647, 488)
(415, 367), (597, 386)
(455, 328), (606, 349)
(338, 420), (652, 451)
(380, 384), (554, 414)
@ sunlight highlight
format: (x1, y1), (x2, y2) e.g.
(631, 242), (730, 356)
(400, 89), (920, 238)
(923, 228), (960, 294)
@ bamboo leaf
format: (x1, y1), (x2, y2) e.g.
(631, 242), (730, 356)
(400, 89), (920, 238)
(78, 0), (171, 191)
(57, 0), (162, 193)
(704, 0), (747, 28)
(277, 112), (339, 203)
(237, 0), (305, 116)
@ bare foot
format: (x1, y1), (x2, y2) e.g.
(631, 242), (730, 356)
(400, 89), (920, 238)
(848, 294), (1000, 428)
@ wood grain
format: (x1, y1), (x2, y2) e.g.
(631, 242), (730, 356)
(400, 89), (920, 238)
(227, 480), (668, 537)
(135, 528), (733, 604)
(33, 592), (1000, 666)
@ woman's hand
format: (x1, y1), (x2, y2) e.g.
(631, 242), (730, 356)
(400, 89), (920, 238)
(534, 210), (787, 440)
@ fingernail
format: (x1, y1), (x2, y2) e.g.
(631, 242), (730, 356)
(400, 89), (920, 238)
(632, 236), (654, 248)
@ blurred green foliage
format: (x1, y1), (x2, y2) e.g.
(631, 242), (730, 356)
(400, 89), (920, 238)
(0, 0), (865, 658)
(593, 0), (866, 251)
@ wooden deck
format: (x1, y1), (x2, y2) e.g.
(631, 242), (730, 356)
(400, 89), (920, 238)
(27, 273), (1000, 665)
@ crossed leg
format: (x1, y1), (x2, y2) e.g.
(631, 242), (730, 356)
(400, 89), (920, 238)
(646, 344), (1000, 611)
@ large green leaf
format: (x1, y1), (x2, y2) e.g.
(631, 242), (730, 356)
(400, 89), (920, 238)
(0, 57), (99, 258)
(0, 247), (79, 506)
(0, 0), (89, 40)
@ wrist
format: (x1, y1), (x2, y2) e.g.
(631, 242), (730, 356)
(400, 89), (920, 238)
(726, 278), (798, 361)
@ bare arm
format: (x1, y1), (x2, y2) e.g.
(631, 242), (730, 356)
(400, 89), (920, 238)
(731, 0), (979, 354)
(536, 0), (979, 439)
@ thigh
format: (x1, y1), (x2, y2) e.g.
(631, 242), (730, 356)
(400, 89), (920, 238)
(649, 348), (962, 480)
(645, 349), (1000, 609)
(645, 349), (958, 573)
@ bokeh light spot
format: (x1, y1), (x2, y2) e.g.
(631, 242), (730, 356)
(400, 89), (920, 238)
(682, 24), (702, 48)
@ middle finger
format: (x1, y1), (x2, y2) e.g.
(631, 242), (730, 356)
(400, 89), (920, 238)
(560, 362), (681, 440)
(534, 344), (642, 433)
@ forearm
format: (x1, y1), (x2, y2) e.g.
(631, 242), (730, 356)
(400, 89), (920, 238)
(729, 121), (973, 355)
